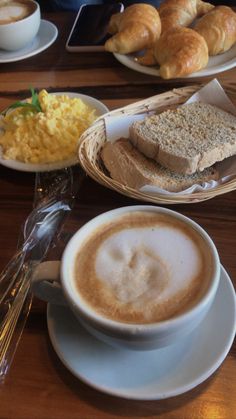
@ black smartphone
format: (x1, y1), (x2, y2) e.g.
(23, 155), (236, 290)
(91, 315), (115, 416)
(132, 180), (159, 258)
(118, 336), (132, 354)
(66, 3), (124, 52)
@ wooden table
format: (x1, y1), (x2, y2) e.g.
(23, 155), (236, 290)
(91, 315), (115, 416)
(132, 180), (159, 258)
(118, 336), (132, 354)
(0, 12), (235, 419)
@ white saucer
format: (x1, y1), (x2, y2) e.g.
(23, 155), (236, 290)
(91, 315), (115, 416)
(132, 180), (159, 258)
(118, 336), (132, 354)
(47, 266), (236, 400)
(114, 43), (236, 78)
(0, 20), (58, 63)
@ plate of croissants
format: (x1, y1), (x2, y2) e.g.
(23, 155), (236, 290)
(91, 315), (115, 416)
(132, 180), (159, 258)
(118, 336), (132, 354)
(104, 1), (236, 79)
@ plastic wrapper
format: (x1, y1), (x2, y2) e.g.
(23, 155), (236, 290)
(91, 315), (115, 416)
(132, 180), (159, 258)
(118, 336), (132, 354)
(0, 166), (84, 382)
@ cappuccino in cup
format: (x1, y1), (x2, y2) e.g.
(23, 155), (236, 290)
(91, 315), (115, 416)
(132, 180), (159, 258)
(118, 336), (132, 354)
(32, 205), (220, 350)
(0, 0), (40, 51)
(0, 1), (36, 25)
(74, 211), (214, 324)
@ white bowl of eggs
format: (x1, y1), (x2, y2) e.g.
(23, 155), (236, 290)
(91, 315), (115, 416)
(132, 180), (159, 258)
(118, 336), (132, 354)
(0, 90), (108, 172)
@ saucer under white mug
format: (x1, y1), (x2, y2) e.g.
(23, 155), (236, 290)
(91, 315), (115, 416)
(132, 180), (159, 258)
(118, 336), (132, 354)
(47, 265), (236, 400)
(0, 20), (58, 63)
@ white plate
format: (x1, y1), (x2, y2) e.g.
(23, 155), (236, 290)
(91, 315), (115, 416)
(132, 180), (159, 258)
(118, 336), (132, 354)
(0, 92), (108, 172)
(114, 43), (236, 78)
(47, 265), (236, 400)
(0, 20), (58, 63)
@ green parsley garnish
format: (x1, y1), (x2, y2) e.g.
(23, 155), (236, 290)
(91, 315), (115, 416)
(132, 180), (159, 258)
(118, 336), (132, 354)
(5, 87), (42, 114)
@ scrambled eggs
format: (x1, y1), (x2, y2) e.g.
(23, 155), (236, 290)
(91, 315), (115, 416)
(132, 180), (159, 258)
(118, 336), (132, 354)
(0, 90), (98, 164)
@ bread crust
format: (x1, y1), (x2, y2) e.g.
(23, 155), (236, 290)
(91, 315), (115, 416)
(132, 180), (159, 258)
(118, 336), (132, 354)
(101, 138), (219, 192)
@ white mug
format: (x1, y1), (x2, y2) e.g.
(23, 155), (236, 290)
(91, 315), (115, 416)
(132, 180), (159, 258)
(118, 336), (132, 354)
(32, 205), (221, 351)
(0, 0), (40, 51)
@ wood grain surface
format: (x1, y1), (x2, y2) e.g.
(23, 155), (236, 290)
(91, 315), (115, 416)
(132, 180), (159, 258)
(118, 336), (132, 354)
(0, 11), (235, 419)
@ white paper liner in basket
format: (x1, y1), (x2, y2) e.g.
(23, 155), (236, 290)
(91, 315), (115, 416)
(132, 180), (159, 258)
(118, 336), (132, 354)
(104, 79), (236, 196)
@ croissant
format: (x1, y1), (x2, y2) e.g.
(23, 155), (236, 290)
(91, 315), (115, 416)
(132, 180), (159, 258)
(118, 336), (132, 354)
(104, 4), (161, 54)
(194, 6), (236, 55)
(136, 0), (213, 66)
(159, 0), (214, 33)
(154, 27), (209, 79)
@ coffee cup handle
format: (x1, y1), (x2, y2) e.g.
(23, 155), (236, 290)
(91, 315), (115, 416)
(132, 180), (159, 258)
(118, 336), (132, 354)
(31, 261), (66, 305)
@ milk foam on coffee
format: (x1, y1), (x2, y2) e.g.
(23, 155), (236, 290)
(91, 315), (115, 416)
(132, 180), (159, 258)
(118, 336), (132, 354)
(74, 212), (213, 324)
(0, 2), (31, 24)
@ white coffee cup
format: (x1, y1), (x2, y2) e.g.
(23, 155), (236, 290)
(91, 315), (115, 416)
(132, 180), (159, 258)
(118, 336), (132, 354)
(32, 205), (221, 351)
(0, 0), (40, 51)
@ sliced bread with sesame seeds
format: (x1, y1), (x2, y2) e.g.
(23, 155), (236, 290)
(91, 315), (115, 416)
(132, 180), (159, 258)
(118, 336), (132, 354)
(129, 102), (236, 175)
(101, 138), (219, 192)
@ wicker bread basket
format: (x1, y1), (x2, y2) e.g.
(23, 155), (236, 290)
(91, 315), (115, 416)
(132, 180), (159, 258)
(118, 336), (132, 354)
(78, 84), (236, 204)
